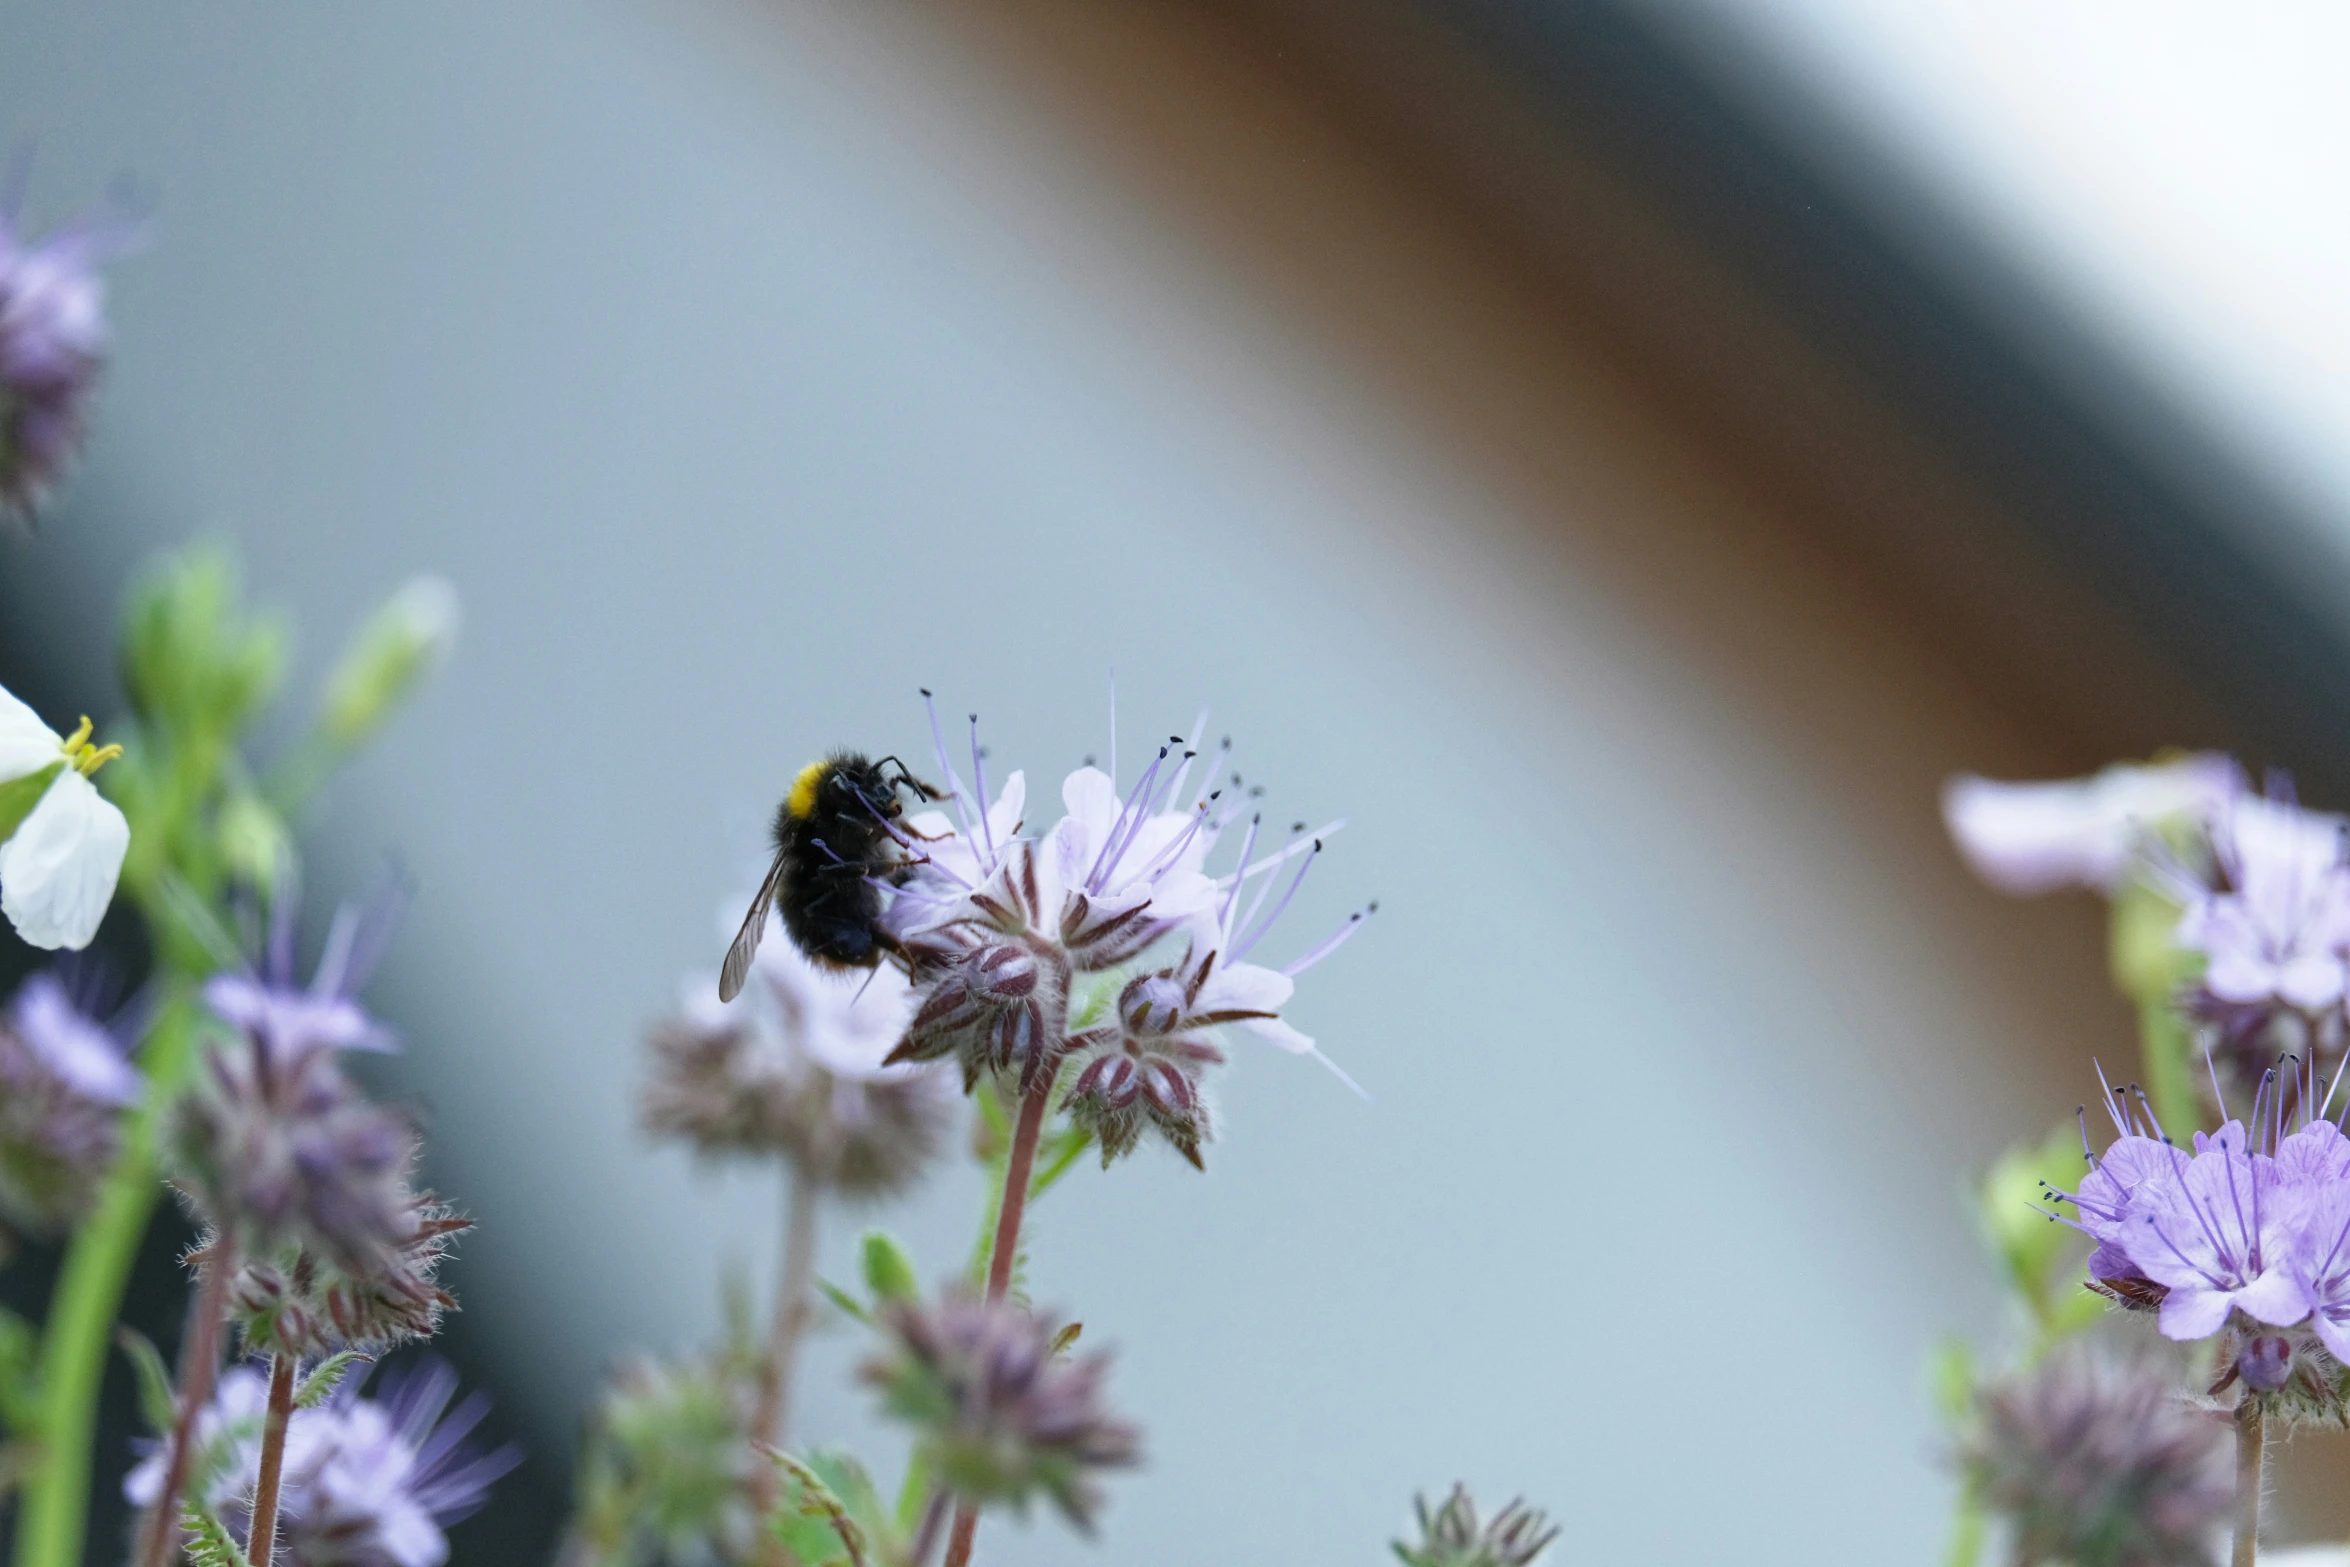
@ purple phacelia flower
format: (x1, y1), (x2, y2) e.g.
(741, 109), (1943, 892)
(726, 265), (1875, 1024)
(2175, 786), (2350, 1015)
(172, 886), (419, 1274)
(877, 697), (1370, 1154)
(1942, 756), (2236, 897)
(0, 968), (140, 1233)
(127, 1356), (520, 1567)
(2053, 1057), (2350, 1416)
(0, 172), (127, 522)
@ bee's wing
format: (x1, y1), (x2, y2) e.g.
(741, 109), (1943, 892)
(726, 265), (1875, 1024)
(718, 854), (787, 1003)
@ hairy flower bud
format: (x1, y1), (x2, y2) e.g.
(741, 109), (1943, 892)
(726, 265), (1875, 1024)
(220, 1195), (469, 1358)
(173, 1031), (420, 1277)
(1961, 1348), (2230, 1567)
(889, 932), (1071, 1093)
(643, 936), (952, 1196)
(1393, 1485), (1559, 1567)
(862, 1293), (1139, 1533)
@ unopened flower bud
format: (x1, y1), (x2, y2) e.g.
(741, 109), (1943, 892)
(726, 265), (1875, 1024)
(319, 576), (459, 748)
(1961, 1346), (2229, 1567)
(861, 1293), (1139, 1533)
(645, 935), (951, 1194)
(2238, 1334), (2295, 1393)
(1394, 1484), (1559, 1567)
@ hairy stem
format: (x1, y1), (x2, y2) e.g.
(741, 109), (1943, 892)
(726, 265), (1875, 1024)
(245, 1353), (298, 1567)
(943, 1076), (1054, 1567)
(747, 1170), (821, 1539)
(2235, 1395), (2265, 1567)
(133, 1228), (234, 1567)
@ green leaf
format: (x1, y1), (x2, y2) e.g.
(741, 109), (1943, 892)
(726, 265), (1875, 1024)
(816, 1279), (873, 1328)
(0, 763), (62, 844)
(114, 1329), (176, 1437)
(179, 1505), (254, 1567)
(294, 1351), (369, 1410)
(894, 1446), (932, 1537)
(765, 1447), (870, 1567)
(1026, 1126), (1092, 1201)
(859, 1233), (919, 1304)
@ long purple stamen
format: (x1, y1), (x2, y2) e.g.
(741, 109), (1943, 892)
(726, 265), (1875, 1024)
(922, 689), (979, 844)
(1234, 841), (1320, 964)
(1282, 905), (1374, 978)
(1217, 815), (1263, 936)
(968, 715), (997, 861)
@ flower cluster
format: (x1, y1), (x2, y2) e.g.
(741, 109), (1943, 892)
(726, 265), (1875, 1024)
(126, 1357), (518, 1567)
(1947, 759), (2350, 1096)
(172, 892), (463, 1355)
(1392, 1485), (1560, 1567)
(860, 1291), (1139, 1532)
(1959, 1347), (2231, 1567)
(642, 934), (951, 1196)
(2053, 1059), (2350, 1406)
(0, 178), (122, 520)
(0, 969), (139, 1235)
(0, 681), (130, 951)
(879, 700), (1367, 1167)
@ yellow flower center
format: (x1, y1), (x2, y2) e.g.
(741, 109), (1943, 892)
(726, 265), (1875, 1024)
(59, 716), (123, 778)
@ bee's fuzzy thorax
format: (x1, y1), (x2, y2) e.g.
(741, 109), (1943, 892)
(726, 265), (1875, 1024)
(784, 758), (831, 822)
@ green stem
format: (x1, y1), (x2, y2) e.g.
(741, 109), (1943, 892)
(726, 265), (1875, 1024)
(2235, 1396), (2265, 1567)
(16, 1000), (196, 1567)
(2136, 994), (2201, 1143)
(1940, 1477), (1984, 1567)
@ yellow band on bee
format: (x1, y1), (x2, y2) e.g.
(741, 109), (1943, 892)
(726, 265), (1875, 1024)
(786, 758), (831, 820)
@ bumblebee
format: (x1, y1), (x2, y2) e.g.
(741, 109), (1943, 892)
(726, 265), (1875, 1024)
(719, 751), (942, 1002)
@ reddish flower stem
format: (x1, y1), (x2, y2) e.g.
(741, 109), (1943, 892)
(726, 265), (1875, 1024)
(135, 1236), (235, 1567)
(747, 1169), (821, 1561)
(942, 1075), (1055, 1567)
(245, 1352), (298, 1567)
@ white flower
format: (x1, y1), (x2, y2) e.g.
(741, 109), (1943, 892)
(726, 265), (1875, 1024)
(0, 682), (128, 950)
(1941, 755), (2235, 896)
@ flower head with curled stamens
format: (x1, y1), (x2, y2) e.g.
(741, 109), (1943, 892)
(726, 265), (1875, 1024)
(878, 694), (1370, 1133)
(171, 882), (421, 1273)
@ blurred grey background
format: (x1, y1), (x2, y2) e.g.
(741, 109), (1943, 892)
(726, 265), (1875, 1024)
(7, 1), (2350, 1562)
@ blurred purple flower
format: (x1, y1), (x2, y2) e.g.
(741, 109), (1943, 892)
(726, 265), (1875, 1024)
(1941, 756), (2235, 896)
(127, 1356), (520, 1567)
(0, 168), (128, 520)
(643, 922), (953, 1193)
(2176, 788), (2350, 1012)
(0, 968), (139, 1232)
